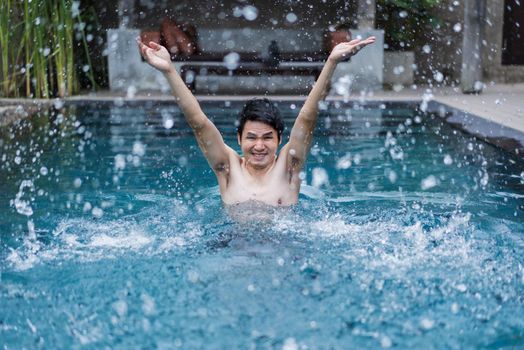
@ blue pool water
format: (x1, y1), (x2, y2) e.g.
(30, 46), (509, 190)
(0, 100), (523, 348)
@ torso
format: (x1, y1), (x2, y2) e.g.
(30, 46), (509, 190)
(217, 146), (301, 206)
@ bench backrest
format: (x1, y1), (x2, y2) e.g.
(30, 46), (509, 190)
(197, 28), (325, 53)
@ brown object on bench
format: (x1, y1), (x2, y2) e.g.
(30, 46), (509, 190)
(161, 17), (196, 57)
(324, 30), (352, 52)
(140, 31), (161, 45)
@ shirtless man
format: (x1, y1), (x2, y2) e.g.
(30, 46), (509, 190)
(137, 36), (375, 206)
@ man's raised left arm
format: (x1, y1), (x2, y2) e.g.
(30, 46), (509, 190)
(283, 36), (376, 172)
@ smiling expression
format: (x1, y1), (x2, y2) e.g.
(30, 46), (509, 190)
(238, 120), (281, 170)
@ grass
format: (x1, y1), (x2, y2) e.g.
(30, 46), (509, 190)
(0, 0), (95, 98)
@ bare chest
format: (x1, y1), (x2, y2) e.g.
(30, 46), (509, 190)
(221, 167), (299, 206)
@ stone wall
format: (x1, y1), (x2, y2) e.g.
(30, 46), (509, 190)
(483, 1), (524, 83)
(415, 0), (524, 86)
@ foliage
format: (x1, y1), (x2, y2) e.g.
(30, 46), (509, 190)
(376, 0), (442, 51)
(0, 0), (95, 98)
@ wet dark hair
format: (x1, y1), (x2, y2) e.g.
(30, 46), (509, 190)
(237, 98), (284, 141)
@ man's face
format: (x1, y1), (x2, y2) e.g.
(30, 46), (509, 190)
(238, 120), (280, 170)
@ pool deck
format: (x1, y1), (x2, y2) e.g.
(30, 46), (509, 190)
(1, 83), (523, 156)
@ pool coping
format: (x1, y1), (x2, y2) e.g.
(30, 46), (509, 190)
(1, 94), (523, 158)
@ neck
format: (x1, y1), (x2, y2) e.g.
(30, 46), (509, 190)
(243, 159), (275, 180)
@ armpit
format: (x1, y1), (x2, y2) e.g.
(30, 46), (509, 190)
(214, 162), (229, 173)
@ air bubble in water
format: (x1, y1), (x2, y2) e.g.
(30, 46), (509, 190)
(443, 154), (453, 165)
(82, 65), (90, 72)
(39, 166), (48, 176)
(422, 45), (431, 54)
(399, 10), (408, 18)
(453, 23), (462, 32)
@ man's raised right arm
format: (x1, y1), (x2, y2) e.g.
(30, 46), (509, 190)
(137, 40), (231, 173)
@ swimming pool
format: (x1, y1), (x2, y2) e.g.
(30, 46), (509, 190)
(1, 100), (523, 348)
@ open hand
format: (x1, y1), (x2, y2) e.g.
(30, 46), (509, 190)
(137, 38), (173, 73)
(328, 36), (376, 63)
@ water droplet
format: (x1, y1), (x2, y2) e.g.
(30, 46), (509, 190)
(74, 178), (82, 188)
(433, 71), (444, 82)
(223, 52), (240, 70)
(312, 167), (329, 188)
(451, 302), (459, 314)
(132, 141), (146, 157)
(380, 336), (392, 348)
(112, 300), (127, 317)
(283, 337), (298, 350)
(421, 175), (438, 190)
(456, 283), (467, 292)
(91, 207), (103, 218)
(453, 23), (462, 32)
(187, 270), (199, 283)
(286, 12), (298, 23)
(443, 154), (453, 165)
(242, 5), (258, 21)
(422, 45), (431, 54)
(114, 154), (126, 170)
(163, 118), (174, 129)
(419, 318), (434, 330)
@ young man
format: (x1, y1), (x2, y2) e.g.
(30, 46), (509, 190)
(137, 36), (375, 206)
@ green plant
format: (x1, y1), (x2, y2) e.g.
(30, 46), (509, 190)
(0, 0), (95, 98)
(376, 0), (442, 51)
